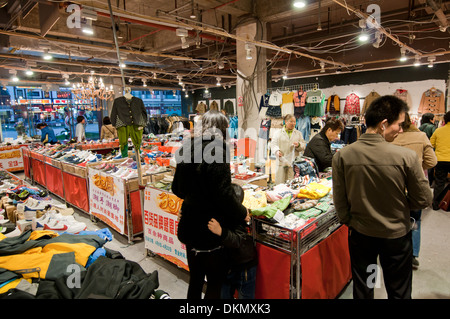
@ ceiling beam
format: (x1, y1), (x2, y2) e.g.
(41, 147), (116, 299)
(331, 0), (423, 56)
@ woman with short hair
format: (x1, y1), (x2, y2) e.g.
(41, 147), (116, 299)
(303, 117), (344, 172)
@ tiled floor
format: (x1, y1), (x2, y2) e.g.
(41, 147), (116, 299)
(17, 172), (450, 299)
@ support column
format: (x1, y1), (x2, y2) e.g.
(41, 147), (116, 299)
(235, 19), (267, 163)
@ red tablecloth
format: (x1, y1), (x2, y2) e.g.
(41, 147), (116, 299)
(254, 225), (351, 299)
(45, 164), (64, 198)
(62, 171), (89, 212)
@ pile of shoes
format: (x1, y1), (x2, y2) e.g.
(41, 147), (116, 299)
(35, 207), (87, 233)
(0, 184), (87, 236)
(94, 158), (167, 179)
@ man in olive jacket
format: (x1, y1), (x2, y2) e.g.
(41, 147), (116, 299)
(332, 95), (432, 299)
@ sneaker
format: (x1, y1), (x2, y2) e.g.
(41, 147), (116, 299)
(124, 170), (138, 179)
(44, 221), (68, 232)
(112, 167), (126, 176)
(65, 221), (87, 234)
(120, 158), (134, 167)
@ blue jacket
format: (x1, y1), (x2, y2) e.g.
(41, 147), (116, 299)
(40, 126), (57, 143)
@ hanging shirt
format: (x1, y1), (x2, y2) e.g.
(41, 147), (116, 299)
(293, 90), (307, 107)
(269, 91), (283, 106)
(362, 91), (381, 114)
(326, 95), (340, 114)
(344, 93), (361, 115)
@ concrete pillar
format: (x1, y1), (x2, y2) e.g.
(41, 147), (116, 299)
(235, 20), (267, 163)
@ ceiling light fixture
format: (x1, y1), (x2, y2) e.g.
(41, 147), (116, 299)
(143, 80), (147, 87)
(190, 0), (196, 19)
(320, 61), (325, 73)
(63, 74), (70, 86)
(293, 0), (306, 8)
(245, 43), (253, 60)
(358, 30), (369, 42)
(282, 71), (288, 80)
(43, 49), (52, 60)
(25, 69), (34, 76)
(205, 88), (209, 93)
(82, 19), (94, 35)
(427, 56), (436, 68)
(414, 55), (421, 67)
(10, 70), (19, 83)
(216, 77), (221, 86)
(399, 47), (407, 62)
(176, 28), (189, 49)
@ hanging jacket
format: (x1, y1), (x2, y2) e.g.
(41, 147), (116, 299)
(110, 96), (148, 129)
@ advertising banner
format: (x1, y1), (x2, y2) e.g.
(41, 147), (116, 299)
(0, 145), (25, 172)
(143, 187), (188, 271)
(88, 167), (126, 234)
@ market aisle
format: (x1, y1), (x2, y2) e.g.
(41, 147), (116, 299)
(69, 202), (191, 299)
(339, 206), (450, 299)
(16, 172), (450, 299)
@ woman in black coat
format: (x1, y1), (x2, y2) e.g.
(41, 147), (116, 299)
(172, 110), (247, 299)
(303, 118), (344, 172)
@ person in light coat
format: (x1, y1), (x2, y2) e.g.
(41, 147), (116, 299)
(392, 112), (437, 269)
(271, 114), (306, 184)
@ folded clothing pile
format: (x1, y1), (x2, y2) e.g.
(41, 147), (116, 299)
(243, 190), (267, 210)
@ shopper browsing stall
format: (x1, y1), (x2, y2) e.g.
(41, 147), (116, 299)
(392, 112), (437, 269)
(303, 118), (344, 172)
(430, 111), (450, 210)
(100, 116), (118, 140)
(271, 114), (306, 184)
(208, 183), (257, 299)
(36, 123), (58, 145)
(172, 110), (248, 299)
(332, 95), (432, 299)
(75, 116), (86, 142)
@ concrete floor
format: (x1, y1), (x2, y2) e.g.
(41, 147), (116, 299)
(16, 172), (450, 299)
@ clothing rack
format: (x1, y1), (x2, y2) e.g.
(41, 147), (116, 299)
(267, 83), (319, 93)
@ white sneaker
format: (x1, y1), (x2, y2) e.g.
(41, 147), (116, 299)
(65, 221), (87, 234)
(124, 170), (138, 179)
(112, 167), (126, 176)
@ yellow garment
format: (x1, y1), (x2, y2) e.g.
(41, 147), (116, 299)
(430, 123), (450, 162)
(28, 230), (59, 241)
(0, 242), (97, 279)
(243, 190), (267, 210)
(282, 92), (294, 104)
(0, 230), (99, 280)
(297, 182), (331, 199)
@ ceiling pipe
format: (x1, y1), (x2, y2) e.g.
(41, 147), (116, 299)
(0, 52), (236, 80)
(425, 0), (449, 31)
(331, 0), (423, 56)
(88, 2), (348, 67)
(96, 11), (226, 43)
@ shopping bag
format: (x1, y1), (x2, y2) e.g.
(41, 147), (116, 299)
(439, 187), (450, 211)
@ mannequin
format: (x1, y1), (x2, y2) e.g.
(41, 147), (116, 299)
(110, 87), (148, 158)
(124, 87), (133, 100)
